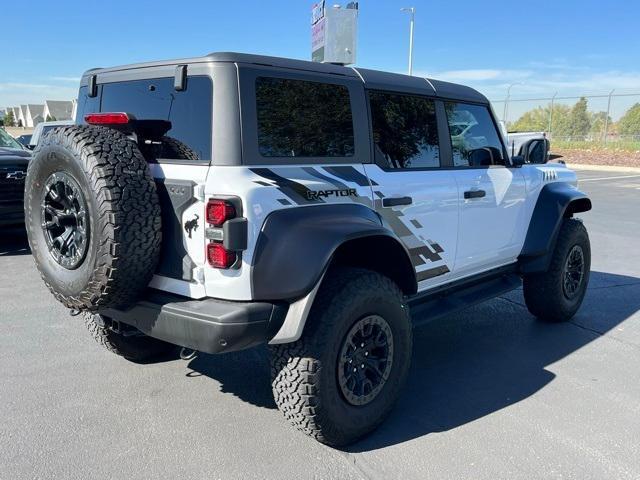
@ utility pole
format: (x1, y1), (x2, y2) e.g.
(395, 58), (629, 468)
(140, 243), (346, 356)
(548, 91), (558, 139)
(603, 88), (615, 144)
(401, 7), (415, 76)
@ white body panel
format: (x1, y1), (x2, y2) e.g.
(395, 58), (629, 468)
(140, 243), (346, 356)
(363, 164), (459, 288)
(148, 163), (209, 298)
(453, 167), (528, 277)
(156, 159), (576, 302)
(202, 164), (373, 301)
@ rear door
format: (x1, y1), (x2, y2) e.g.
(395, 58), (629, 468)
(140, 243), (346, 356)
(83, 67), (214, 298)
(364, 90), (459, 289)
(443, 102), (528, 277)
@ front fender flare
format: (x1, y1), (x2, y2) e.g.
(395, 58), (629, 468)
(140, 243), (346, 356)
(519, 182), (591, 273)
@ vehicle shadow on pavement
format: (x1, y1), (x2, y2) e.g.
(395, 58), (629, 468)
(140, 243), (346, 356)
(346, 270), (640, 452)
(0, 227), (30, 256)
(186, 346), (276, 409)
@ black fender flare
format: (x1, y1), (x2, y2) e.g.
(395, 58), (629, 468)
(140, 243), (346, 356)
(250, 203), (416, 300)
(519, 182), (592, 273)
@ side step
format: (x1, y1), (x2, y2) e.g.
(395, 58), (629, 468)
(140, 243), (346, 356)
(408, 268), (522, 328)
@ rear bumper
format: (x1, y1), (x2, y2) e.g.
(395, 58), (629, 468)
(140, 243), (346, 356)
(101, 290), (288, 354)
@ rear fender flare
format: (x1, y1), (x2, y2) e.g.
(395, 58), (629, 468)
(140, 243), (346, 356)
(251, 203), (416, 301)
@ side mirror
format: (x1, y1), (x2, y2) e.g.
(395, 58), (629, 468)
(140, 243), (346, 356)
(511, 155), (525, 167)
(521, 138), (550, 164)
(468, 146), (503, 166)
(26, 144), (36, 150)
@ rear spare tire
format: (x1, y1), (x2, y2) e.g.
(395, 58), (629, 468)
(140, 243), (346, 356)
(24, 125), (161, 311)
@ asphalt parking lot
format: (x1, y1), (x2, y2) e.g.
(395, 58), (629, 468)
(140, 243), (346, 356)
(1, 169), (639, 480)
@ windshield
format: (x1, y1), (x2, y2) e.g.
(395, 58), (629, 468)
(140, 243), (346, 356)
(0, 128), (23, 150)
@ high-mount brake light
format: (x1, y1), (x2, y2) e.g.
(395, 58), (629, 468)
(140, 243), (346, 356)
(84, 112), (130, 125)
(207, 243), (237, 269)
(206, 199), (236, 227)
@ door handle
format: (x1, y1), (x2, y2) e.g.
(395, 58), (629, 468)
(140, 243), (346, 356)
(382, 196), (413, 207)
(464, 189), (486, 199)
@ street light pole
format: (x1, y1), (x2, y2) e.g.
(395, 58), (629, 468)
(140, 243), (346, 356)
(401, 7), (415, 76)
(503, 82), (523, 125)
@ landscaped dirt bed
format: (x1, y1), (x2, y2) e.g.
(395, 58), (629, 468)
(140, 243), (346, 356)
(553, 148), (640, 168)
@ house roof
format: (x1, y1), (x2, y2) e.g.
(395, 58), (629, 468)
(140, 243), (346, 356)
(45, 100), (74, 120)
(27, 104), (45, 117)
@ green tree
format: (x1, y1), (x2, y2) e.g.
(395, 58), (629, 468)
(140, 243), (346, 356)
(568, 97), (591, 138)
(510, 103), (572, 137)
(618, 103), (640, 135)
(589, 111), (611, 137)
(46, 115), (57, 122)
(510, 106), (548, 132)
(3, 110), (15, 127)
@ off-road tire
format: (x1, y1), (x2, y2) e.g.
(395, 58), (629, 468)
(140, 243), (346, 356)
(270, 267), (413, 447)
(24, 125), (161, 311)
(84, 313), (174, 362)
(160, 136), (201, 161)
(523, 218), (590, 322)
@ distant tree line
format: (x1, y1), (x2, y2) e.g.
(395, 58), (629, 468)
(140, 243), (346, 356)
(510, 97), (640, 139)
(1, 110), (16, 127)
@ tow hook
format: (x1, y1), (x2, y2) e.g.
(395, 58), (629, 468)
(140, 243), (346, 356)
(180, 347), (198, 360)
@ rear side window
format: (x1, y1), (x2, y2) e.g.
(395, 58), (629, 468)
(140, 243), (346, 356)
(444, 102), (505, 167)
(368, 91), (440, 169)
(256, 77), (354, 157)
(98, 76), (212, 161)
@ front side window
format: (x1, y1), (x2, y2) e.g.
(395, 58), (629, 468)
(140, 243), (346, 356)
(99, 76), (213, 161)
(369, 91), (440, 169)
(445, 102), (505, 167)
(256, 77), (354, 157)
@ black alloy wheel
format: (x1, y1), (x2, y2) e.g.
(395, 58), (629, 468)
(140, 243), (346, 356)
(338, 314), (394, 406)
(41, 171), (89, 270)
(562, 244), (585, 299)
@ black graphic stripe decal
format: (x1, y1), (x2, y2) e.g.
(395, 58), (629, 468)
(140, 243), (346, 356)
(430, 242), (444, 254)
(302, 167), (349, 190)
(323, 166), (378, 186)
(250, 168), (323, 205)
(409, 245), (442, 263)
(416, 265), (450, 282)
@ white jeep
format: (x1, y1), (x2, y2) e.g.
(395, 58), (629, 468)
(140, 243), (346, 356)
(24, 52), (591, 447)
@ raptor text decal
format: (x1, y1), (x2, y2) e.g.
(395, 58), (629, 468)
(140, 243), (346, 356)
(305, 188), (357, 200)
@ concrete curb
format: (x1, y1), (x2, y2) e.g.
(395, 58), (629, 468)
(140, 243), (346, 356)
(568, 164), (640, 174)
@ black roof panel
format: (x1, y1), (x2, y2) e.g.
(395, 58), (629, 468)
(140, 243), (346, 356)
(81, 52), (488, 103)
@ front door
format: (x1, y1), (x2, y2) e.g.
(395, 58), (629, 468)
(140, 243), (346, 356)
(443, 101), (528, 277)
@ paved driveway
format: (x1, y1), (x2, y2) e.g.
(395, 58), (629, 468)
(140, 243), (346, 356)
(1, 170), (639, 479)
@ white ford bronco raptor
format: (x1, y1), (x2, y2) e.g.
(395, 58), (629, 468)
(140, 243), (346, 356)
(24, 52), (592, 447)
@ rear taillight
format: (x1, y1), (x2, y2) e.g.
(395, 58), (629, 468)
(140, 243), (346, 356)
(207, 243), (237, 269)
(206, 199), (236, 227)
(206, 198), (240, 269)
(84, 112), (130, 125)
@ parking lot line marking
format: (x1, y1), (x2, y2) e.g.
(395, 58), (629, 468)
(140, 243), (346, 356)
(579, 174), (640, 182)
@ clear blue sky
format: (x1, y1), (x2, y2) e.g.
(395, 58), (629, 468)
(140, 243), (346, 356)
(2, 0), (639, 118)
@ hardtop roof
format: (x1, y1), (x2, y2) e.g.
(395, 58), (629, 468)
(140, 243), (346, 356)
(81, 51), (488, 104)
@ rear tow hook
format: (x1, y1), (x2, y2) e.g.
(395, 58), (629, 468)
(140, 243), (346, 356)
(180, 347), (198, 361)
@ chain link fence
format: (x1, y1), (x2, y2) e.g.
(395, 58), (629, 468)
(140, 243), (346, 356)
(491, 90), (640, 149)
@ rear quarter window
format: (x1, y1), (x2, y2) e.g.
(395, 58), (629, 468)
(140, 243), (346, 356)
(255, 77), (355, 158)
(93, 76), (213, 162)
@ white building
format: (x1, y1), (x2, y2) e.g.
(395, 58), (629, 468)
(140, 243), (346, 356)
(25, 104), (45, 127)
(43, 100), (74, 122)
